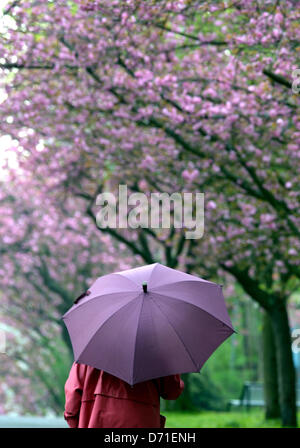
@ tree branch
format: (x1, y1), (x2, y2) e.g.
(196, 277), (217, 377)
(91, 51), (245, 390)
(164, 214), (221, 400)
(220, 263), (272, 310)
(263, 69), (292, 89)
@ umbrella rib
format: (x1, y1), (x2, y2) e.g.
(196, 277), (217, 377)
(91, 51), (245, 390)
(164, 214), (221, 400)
(109, 272), (141, 288)
(130, 293), (145, 384)
(147, 262), (160, 284)
(152, 278), (218, 289)
(149, 295), (199, 372)
(64, 290), (138, 314)
(151, 291), (234, 332)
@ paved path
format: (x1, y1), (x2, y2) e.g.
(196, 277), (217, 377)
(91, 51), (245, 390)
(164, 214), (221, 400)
(0, 416), (68, 428)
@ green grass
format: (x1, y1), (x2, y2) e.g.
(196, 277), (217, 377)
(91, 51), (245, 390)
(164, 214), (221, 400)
(163, 410), (300, 428)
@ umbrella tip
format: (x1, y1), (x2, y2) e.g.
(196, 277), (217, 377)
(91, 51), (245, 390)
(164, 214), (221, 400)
(142, 281), (148, 293)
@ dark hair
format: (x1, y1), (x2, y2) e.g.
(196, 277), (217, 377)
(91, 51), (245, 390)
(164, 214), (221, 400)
(74, 290), (91, 304)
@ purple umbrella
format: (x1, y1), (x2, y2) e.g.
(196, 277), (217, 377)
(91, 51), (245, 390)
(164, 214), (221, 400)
(62, 263), (235, 385)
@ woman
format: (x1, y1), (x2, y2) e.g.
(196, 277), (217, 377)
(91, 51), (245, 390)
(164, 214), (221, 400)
(64, 362), (184, 428)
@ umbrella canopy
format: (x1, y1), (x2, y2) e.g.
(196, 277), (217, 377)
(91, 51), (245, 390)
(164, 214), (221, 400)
(62, 263), (235, 385)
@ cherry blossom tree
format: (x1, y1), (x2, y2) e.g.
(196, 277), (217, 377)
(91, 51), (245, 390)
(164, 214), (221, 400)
(0, 172), (137, 413)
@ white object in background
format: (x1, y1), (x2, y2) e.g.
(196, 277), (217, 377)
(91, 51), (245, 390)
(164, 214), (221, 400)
(0, 329), (5, 354)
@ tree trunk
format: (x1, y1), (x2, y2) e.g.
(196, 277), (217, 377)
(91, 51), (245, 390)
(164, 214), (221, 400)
(241, 302), (251, 370)
(262, 311), (280, 419)
(270, 303), (297, 427)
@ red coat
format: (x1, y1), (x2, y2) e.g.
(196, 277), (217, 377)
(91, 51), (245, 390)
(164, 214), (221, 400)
(64, 362), (184, 428)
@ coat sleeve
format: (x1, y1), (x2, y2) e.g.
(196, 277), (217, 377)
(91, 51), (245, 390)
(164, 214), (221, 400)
(159, 374), (185, 400)
(64, 362), (85, 428)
